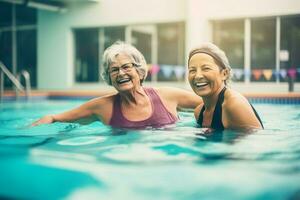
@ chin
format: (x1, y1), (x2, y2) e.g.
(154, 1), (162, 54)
(192, 87), (210, 97)
(116, 83), (134, 91)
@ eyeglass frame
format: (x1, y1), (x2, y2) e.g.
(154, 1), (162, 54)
(108, 63), (139, 76)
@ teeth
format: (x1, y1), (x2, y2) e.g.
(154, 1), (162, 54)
(117, 78), (130, 83)
(195, 82), (208, 87)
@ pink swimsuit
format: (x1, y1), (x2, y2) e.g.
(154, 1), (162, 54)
(109, 87), (178, 129)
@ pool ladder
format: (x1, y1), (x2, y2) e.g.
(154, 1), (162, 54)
(0, 61), (31, 101)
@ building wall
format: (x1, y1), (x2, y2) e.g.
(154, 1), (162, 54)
(38, 0), (300, 89)
(186, 0), (300, 52)
(38, 0), (186, 89)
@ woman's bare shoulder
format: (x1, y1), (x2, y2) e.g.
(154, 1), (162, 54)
(223, 88), (248, 106)
(86, 93), (117, 109)
(223, 88), (253, 115)
(222, 88), (263, 130)
(87, 93), (117, 122)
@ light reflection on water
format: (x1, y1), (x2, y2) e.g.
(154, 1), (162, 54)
(0, 101), (300, 200)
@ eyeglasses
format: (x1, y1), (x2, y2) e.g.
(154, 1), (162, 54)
(109, 63), (135, 76)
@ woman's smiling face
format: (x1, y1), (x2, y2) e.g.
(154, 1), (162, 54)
(109, 53), (141, 92)
(188, 53), (227, 97)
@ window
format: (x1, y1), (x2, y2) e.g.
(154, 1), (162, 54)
(0, 2), (12, 28)
(74, 28), (99, 82)
(0, 31), (12, 87)
(213, 20), (244, 82)
(281, 15), (300, 82)
(213, 16), (299, 83)
(16, 5), (36, 26)
(132, 30), (152, 66)
(0, 2), (37, 88)
(251, 18), (276, 82)
(104, 27), (125, 50)
(74, 23), (185, 83)
(157, 22), (185, 82)
(17, 30), (37, 87)
(74, 26), (125, 83)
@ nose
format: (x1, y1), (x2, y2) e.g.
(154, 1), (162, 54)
(194, 68), (204, 78)
(118, 68), (126, 75)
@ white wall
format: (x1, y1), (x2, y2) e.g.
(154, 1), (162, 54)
(38, 0), (186, 89)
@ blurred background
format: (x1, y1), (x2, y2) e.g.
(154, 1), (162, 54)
(0, 0), (300, 93)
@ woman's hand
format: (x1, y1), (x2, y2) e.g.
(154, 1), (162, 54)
(31, 115), (55, 127)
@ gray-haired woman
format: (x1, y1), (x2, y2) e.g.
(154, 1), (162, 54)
(188, 43), (263, 131)
(32, 41), (202, 129)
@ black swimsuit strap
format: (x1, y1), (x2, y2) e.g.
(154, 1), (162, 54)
(197, 87), (226, 130)
(211, 87), (226, 130)
(197, 87), (264, 130)
(250, 104), (264, 129)
(197, 106), (205, 127)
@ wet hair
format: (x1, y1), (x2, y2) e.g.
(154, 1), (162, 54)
(101, 41), (148, 85)
(188, 43), (232, 85)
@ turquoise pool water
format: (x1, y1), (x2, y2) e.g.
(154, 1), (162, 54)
(0, 100), (300, 200)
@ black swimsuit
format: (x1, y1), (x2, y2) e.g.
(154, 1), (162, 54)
(197, 87), (264, 131)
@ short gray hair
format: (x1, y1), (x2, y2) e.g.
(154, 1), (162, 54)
(188, 43), (232, 85)
(101, 41), (148, 85)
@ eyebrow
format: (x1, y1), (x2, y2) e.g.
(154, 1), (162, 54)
(189, 63), (213, 68)
(121, 63), (132, 67)
(110, 62), (131, 68)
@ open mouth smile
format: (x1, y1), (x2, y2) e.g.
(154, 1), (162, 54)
(194, 82), (209, 88)
(117, 78), (131, 84)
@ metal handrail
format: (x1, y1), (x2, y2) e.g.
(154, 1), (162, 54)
(17, 70), (31, 99)
(0, 61), (31, 101)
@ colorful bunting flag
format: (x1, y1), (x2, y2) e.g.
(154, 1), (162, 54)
(174, 66), (185, 80)
(252, 69), (263, 80)
(160, 65), (173, 78)
(279, 69), (287, 79)
(149, 64), (160, 75)
(262, 69), (273, 80)
(287, 68), (297, 79)
(232, 69), (244, 80)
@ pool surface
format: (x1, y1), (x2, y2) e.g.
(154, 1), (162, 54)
(0, 100), (300, 200)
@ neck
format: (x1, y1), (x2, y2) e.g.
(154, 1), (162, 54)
(119, 86), (148, 106)
(202, 85), (225, 110)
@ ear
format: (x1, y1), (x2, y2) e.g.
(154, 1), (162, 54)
(221, 68), (229, 81)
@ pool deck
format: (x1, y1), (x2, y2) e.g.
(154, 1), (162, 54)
(2, 82), (300, 103)
(3, 90), (300, 98)
(2, 90), (300, 102)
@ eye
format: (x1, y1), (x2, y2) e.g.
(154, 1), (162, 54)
(188, 68), (196, 73)
(110, 68), (119, 73)
(202, 66), (211, 71)
(122, 65), (131, 70)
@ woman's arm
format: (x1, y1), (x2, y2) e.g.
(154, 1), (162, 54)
(31, 96), (112, 126)
(175, 88), (203, 109)
(156, 87), (202, 110)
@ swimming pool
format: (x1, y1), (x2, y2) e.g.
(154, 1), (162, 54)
(0, 100), (300, 200)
